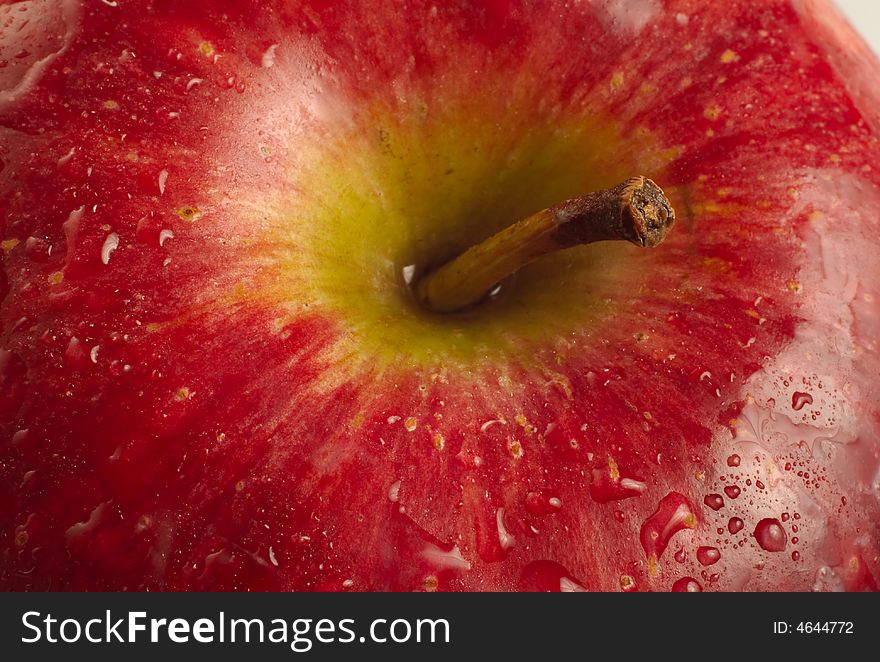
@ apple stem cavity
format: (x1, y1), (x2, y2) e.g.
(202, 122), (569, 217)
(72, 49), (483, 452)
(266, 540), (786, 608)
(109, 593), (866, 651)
(414, 176), (676, 313)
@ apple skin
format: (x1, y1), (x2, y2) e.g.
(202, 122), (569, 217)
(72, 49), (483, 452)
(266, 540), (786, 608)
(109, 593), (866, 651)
(1, 0), (879, 591)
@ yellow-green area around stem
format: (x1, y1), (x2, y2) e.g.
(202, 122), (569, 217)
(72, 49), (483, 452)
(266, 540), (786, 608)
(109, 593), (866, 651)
(245, 104), (680, 368)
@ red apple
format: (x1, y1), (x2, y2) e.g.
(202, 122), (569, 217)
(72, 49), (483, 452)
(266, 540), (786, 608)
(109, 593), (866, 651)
(1, 0), (878, 592)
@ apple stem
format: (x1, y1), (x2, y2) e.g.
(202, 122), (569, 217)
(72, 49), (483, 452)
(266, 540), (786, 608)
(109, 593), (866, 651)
(414, 176), (676, 313)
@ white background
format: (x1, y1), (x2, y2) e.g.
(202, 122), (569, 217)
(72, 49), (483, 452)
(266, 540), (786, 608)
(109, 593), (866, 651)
(835, 0), (880, 54)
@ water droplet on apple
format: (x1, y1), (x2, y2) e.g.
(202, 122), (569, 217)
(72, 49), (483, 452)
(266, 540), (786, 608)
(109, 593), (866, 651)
(791, 391), (813, 411)
(559, 576), (588, 592)
(519, 560), (586, 592)
(703, 493), (724, 511)
(728, 517), (744, 534)
(65, 502), (109, 544)
(57, 147), (75, 168)
(726, 454), (740, 467)
(590, 457), (647, 503)
(754, 518), (787, 552)
(496, 508), (515, 551)
(524, 491), (562, 515)
(640, 492), (695, 565)
(671, 577), (702, 592)
(480, 418), (505, 433)
(696, 546), (721, 566)
(723, 485), (741, 499)
(420, 543), (470, 571)
(64, 336), (87, 365)
(100, 233), (119, 265)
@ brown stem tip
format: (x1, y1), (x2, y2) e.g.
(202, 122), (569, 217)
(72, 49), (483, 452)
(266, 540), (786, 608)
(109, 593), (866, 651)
(415, 176), (675, 313)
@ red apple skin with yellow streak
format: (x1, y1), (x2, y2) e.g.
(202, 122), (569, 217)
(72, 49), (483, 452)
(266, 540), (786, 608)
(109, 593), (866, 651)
(1, 0), (879, 591)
